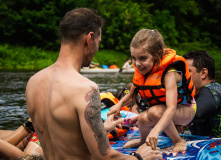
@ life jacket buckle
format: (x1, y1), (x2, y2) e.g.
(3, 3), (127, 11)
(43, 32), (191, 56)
(136, 94), (150, 111)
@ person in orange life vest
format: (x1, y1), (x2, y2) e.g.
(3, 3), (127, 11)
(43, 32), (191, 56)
(100, 86), (139, 140)
(100, 92), (129, 140)
(101, 83), (140, 116)
(100, 92), (129, 111)
(107, 29), (196, 153)
(113, 83), (140, 114)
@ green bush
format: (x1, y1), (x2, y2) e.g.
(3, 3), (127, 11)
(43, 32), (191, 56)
(93, 50), (129, 68)
(0, 44), (58, 70)
(172, 42), (221, 70)
(0, 44), (220, 70)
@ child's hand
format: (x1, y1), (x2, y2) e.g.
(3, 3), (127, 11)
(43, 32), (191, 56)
(146, 131), (159, 150)
(129, 114), (139, 127)
(107, 103), (122, 117)
(104, 114), (124, 132)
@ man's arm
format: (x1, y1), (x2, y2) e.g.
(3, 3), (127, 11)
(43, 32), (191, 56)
(77, 84), (126, 159)
(77, 83), (162, 160)
(83, 85), (110, 156)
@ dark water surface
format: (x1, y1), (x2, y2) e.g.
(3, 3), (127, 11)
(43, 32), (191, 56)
(0, 71), (134, 130)
(0, 71), (221, 130)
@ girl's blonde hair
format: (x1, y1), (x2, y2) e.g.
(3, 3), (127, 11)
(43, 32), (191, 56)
(130, 29), (166, 69)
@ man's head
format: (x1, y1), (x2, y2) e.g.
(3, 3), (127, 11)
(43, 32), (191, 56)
(59, 8), (104, 67)
(183, 50), (215, 93)
(59, 8), (104, 45)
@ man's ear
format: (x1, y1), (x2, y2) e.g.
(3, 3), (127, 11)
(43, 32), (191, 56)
(86, 32), (94, 46)
(201, 68), (208, 80)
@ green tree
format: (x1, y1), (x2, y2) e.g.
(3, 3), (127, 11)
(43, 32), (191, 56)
(194, 0), (221, 48)
(0, 0), (90, 50)
(151, 10), (178, 46)
(91, 0), (153, 52)
(0, 0), (220, 52)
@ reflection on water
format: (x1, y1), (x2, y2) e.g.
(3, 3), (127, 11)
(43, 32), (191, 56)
(0, 71), (220, 130)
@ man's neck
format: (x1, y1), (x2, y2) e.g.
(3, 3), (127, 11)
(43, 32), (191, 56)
(196, 79), (214, 95)
(56, 44), (84, 72)
(202, 79), (214, 87)
(196, 79), (215, 94)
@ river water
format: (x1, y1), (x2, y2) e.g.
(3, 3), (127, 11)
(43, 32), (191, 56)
(0, 70), (221, 130)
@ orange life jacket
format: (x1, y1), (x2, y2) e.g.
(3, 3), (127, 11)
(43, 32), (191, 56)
(133, 49), (195, 110)
(100, 92), (129, 111)
(100, 92), (130, 140)
(107, 127), (129, 140)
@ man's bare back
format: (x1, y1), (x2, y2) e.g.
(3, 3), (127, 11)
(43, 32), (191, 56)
(26, 65), (95, 159)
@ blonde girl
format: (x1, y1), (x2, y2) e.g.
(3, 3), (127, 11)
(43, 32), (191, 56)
(108, 29), (196, 153)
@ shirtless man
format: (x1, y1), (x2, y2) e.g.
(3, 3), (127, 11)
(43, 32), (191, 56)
(25, 8), (162, 160)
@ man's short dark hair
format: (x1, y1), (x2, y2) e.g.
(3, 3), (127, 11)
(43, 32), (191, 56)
(59, 8), (104, 44)
(183, 50), (215, 80)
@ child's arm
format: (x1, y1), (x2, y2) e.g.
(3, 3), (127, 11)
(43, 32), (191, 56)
(107, 84), (136, 117)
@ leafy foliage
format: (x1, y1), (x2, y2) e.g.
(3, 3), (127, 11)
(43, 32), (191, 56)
(0, 44), (220, 70)
(0, 44), (58, 70)
(0, 0), (220, 53)
(91, 0), (153, 52)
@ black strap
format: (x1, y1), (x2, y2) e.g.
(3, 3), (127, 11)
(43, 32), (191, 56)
(109, 130), (118, 139)
(134, 83), (164, 90)
(133, 83), (165, 102)
(130, 152), (143, 160)
(109, 126), (129, 140)
(22, 121), (35, 133)
(136, 97), (149, 111)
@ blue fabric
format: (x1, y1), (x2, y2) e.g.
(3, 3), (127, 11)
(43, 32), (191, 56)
(101, 108), (109, 120)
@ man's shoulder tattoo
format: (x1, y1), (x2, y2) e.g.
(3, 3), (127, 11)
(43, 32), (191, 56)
(84, 86), (109, 156)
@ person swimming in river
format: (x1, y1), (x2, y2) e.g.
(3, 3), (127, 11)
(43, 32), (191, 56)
(107, 29), (197, 154)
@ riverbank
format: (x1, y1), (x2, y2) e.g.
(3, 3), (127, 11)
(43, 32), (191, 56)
(0, 44), (221, 70)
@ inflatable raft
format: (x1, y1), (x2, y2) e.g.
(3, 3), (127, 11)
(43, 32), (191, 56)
(110, 129), (221, 159)
(101, 102), (221, 159)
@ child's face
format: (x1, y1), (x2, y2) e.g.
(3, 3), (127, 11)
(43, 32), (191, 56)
(131, 47), (155, 75)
